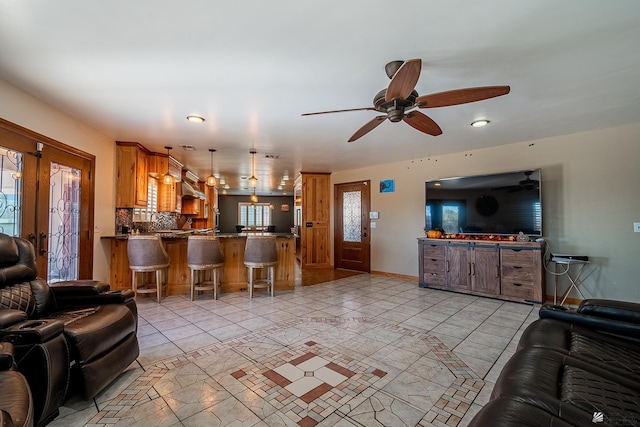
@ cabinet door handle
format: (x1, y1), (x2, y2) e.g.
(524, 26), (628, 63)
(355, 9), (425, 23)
(446, 260), (450, 272)
(512, 265), (523, 269)
(468, 262), (471, 276)
(512, 282), (523, 287)
(496, 265), (500, 278)
(471, 262), (476, 276)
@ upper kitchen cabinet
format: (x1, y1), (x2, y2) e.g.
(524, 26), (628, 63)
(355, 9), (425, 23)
(116, 142), (149, 208)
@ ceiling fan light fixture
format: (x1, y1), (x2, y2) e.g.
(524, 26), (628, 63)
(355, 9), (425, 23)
(186, 115), (205, 123)
(471, 119), (490, 128)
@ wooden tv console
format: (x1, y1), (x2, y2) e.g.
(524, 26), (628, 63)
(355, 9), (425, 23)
(418, 238), (546, 304)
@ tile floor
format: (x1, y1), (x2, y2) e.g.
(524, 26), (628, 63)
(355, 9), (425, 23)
(48, 274), (540, 427)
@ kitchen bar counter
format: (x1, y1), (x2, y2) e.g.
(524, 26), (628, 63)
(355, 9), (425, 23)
(102, 232), (296, 296)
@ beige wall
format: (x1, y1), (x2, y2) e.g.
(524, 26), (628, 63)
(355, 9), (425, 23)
(3, 78), (639, 302)
(0, 80), (116, 282)
(332, 122), (640, 303)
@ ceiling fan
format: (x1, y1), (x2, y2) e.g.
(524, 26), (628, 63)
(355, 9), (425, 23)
(302, 58), (510, 142)
(492, 171), (539, 192)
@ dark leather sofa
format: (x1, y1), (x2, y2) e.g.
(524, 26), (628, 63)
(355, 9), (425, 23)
(0, 342), (33, 427)
(0, 234), (139, 426)
(469, 299), (640, 427)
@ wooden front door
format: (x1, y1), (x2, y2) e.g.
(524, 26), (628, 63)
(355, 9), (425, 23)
(0, 119), (95, 281)
(334, 181), (370, 272)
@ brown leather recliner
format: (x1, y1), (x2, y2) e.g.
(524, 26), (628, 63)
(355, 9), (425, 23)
(0, 342), (33, 427)
(0, 234), (139, 427)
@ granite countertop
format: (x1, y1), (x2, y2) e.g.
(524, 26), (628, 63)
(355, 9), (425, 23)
(101, 230), (295, 240)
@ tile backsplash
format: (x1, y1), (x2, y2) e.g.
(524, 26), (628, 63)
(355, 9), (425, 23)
(115, 209), (179, 233)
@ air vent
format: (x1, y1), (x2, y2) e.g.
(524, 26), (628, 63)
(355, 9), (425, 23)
(182, 145), (196, 151)
(264, 153), (279, 159)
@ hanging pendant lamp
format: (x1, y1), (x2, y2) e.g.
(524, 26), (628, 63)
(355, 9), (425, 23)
(248, 148), (257, 188)
(206, 149), (217, 187)
(162, 146), (174, 185)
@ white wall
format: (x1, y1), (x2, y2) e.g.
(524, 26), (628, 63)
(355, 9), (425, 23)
(332, 122), (640, 303)
(0, 80), (116, 282)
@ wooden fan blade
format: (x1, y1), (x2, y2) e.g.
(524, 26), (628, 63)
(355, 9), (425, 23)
(348, 116), (387, 142)
(416, 86), (510, 108)
(302, 107), (376, 116)
(385, 58), (422, 102)
(403, 111), (443, 136)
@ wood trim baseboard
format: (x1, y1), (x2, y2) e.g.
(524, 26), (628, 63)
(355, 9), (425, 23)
(371, 270), (419, 282)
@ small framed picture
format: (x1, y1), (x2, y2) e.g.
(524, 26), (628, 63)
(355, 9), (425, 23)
(380, 179), (395, 193)
(280, 204), (290, 212)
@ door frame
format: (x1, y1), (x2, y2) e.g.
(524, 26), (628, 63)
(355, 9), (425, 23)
(0, 118), (96, 279)
(334, 180), (371, 272)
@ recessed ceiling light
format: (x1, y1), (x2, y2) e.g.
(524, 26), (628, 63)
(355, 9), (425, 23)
(186, 115), (205, 123)
(471, 120), (490, 128)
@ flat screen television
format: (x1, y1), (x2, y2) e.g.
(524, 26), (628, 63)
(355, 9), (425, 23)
(425, 169), (542, 237)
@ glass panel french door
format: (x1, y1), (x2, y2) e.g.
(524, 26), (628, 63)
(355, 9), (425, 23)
(0, 122), (94, 281)
(46, 161), (81, 282)
(0, 146), (24, 235)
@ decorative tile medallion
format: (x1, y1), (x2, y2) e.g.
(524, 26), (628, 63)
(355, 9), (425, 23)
(68, 316), (485, 427)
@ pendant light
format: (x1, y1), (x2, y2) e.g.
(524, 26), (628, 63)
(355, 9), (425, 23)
(206, 149), (217, 187)
(248, 148), (257, 188)
(162, 146), (174, 185)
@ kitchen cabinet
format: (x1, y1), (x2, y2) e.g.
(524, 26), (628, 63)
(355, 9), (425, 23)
(181, 197), (200, 215)
(105, 235), (295, 294)
(418, 238), (544, 303)
(116, 142), (149, 208)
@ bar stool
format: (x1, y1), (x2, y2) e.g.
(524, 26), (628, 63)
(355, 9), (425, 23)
(127, 235), (170, 303)
(244, 235), (278, 298)
(187, 235), (225, 300)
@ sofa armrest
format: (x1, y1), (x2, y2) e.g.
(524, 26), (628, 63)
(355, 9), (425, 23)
(0, 342), (15, 370)
(539, 303), (640, 337)
(49, 279), (111, 296)
(0, 308), (27, 329)
(53, 289), (136, 310)
(577, 299), (640, 324)
(0, 319), (65, 345)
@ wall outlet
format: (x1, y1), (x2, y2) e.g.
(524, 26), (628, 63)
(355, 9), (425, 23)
(634, 222), (640, 233)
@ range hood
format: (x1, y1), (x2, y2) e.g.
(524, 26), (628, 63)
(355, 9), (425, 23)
(181, 181), (206, 199)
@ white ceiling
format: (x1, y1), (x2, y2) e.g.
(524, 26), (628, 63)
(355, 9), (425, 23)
(1, 1), (639, 195)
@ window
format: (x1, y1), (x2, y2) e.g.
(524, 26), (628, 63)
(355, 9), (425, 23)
(238, 202), (271, 227)
(133, 179), (158, 222)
